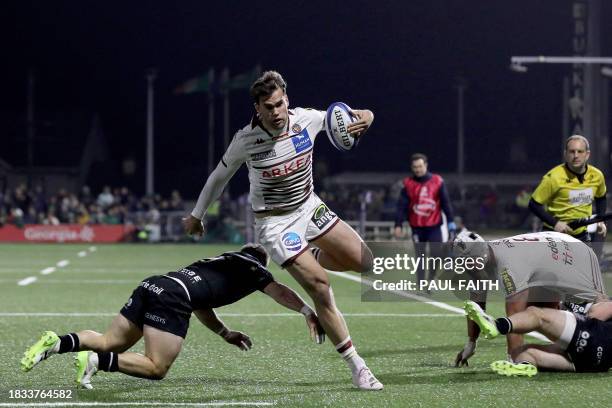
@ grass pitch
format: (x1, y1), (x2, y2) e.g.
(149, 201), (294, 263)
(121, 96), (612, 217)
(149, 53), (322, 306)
(1, 243), (611, 407)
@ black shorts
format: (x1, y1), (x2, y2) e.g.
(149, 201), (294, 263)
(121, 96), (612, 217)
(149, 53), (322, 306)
(566, 315), (611, 372)
(120, 275), (192, 338)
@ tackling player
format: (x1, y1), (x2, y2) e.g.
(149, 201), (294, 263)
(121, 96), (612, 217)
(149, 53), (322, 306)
(465, 300), (612, 376)
(21, 244), (325, 389)
(452, 230), (606, 366)
(182, 71), (382, 390)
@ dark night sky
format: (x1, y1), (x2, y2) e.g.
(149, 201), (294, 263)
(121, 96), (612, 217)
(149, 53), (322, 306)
(2, 1), (611, 196)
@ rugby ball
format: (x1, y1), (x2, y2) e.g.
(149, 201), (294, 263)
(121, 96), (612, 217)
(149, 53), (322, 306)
(325, 102), (358, 151)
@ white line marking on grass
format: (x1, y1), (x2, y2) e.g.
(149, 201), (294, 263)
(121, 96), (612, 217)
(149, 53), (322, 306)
(40, 267), (56, 275)
(0, 402), (275, 407)
(327, 270), (550, 342)
(56, 260), (70, 267)
(41, 279), (134, 284)
(0, 312), (460, 318)
(0, 312), (116, 317)
(17, 276), (37, 286)
(89, 246), (97, 252)
(78, 251), (88, 257)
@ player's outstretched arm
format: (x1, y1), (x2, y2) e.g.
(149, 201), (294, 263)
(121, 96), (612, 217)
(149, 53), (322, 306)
(262, 282), (325, 344)
(185, 153), (243, 237)
(347, 109), (374, 138)
(193, 308), (252, 350)
(454, 300), (485, 367)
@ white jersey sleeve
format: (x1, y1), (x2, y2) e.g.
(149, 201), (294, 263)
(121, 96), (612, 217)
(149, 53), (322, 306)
(190, 132), (247, 220)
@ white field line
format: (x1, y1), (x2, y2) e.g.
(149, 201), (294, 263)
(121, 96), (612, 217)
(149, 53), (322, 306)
(17, 276), (38, 286)
(0, 402), (275, 407)
(0, 312), (460, 317)
(18, 279), (134, 284)
(40, 267), (56, 275)
(15, 247), (96, 285)
(327, 270), (550, 342)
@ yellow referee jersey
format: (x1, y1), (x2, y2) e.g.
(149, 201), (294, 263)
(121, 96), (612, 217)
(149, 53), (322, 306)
(531, 164), (606, 235)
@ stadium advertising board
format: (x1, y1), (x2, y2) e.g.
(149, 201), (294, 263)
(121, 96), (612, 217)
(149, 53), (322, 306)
(0, 225), (135, 243)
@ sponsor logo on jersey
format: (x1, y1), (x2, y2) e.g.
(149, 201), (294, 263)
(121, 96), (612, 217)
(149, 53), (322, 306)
(145, 313), (166, 325)
(412, 198), (436, 217)
(124, 297), (133, 308)
(564, 301), (590, 315)
(177, 268), (203, 283)
(251, 149), (277, 161)
(139, 280), (165, 295)
(596, 346), (603, 365)
(575, 330), (590, 353)
(500, 268), (516, 295)
(261, 152), (311, 178)
(311, 203), (336, 229)
(291, 130), (312, 154)
(569, 188), (593, 206)
(291, 123), (302, 133)
(282, 232), (302, 252)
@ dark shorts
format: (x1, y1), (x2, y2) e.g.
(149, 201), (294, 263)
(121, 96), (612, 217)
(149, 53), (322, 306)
(120, 275), (192, 338)
(566, 315), (611, 372)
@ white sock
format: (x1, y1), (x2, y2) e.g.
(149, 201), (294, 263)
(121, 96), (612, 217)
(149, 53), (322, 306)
(346, 354), (366, 373)
(336, 337), (366, 374)
(91, 352), (99, 368)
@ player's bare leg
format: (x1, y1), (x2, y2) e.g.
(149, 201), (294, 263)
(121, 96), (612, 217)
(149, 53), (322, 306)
(286, 251), (348, 344)
(77, 314), (143, 353)
(466, 302), (576, 375)
(21, 314), (141, 372)
(286, 251), (382, 390)
(311, 220), (373, 273)
(116, 325), (183, 379)
(74, 319), (183, 388)
(505, 306), (569, 342)
(505, 290), (528, 357)
(513, 344), (575, 371)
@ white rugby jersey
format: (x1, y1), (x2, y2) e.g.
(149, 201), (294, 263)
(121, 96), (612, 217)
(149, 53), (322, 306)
(191, 107), (325, 218)
(488, 231), (604, 300)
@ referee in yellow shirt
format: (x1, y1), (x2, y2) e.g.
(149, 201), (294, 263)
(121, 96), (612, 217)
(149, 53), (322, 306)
(529, 135), (607, 242)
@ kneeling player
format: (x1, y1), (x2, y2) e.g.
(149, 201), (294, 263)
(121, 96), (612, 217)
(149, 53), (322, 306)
(21, 244), (325, 389)
(464, 300), (612, 376)
(452, 230), (606, 366)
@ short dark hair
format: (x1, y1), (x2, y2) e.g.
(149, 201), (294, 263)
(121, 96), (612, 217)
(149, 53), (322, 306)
(565, 135), (590, 151)
(240, 243), (270, 267)
(250, 71), (287, 103)
(410, 153), (428, 164)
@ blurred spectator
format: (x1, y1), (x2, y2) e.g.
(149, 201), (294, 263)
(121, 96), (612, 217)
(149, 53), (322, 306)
(79, 185), (94, 207)
(97, 186), (114, 208)
(43, 210), (60, 225)
(0, 185), (182, 227)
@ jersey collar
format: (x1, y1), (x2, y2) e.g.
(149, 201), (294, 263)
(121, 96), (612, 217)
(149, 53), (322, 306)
(564, 163), (588, 183)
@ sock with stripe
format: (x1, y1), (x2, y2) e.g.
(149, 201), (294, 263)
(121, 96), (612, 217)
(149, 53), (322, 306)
(495, 317), (513, 335)
(97, 352), (119, 372)
(336, 337), (366, 374)
(57, 333), (80, 354)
